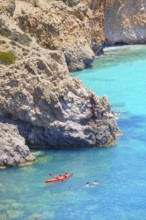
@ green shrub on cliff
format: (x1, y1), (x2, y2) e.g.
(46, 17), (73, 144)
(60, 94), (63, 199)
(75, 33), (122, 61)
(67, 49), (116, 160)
(0, 51), (16, 65)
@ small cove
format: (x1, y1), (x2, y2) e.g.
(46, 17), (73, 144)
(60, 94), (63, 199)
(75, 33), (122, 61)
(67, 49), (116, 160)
(1, 46), (146, 220)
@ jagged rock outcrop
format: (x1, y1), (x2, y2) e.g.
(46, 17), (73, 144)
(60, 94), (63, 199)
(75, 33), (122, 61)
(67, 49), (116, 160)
(0, 122), (35, 167)
(105, 0), (146, 45)
(0, 53), (119, 147)
(14, 0), (104, 71)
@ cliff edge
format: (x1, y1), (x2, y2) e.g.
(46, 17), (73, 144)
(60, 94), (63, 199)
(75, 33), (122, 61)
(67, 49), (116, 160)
(0, 0), (125, 167)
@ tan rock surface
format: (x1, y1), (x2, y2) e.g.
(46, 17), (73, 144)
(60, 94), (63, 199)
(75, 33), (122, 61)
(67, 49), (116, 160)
(14, 0), (104, 71)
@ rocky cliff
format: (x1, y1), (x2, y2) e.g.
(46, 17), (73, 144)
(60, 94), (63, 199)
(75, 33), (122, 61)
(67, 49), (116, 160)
(1, 0), (138, 167)
(105, 0), (146, 45)
(14, 0), (104, 71)
(0, 54), (119, 148)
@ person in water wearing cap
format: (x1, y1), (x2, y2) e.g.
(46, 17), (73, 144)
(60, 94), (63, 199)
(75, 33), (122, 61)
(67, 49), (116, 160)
(90, 180), (99, 187)
(85, 182), (90, 187)
(93, 181), (98, 185)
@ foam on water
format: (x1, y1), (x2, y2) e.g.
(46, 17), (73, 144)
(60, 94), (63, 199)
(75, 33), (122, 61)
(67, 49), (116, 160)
(1, 46), (146, 220)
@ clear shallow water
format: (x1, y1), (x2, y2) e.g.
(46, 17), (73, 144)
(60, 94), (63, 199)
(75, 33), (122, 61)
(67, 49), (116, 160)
(1, 46), (146, 220)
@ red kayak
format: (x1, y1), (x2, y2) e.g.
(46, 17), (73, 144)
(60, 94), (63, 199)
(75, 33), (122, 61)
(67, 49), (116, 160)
(45, 173), (73, 183)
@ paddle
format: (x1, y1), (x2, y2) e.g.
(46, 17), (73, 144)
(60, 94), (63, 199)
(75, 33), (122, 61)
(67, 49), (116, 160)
(49, 173), (59, 178)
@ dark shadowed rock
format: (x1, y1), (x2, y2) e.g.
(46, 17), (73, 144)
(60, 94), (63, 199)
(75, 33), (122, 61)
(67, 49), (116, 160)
(61, 0), (80, 7)
(91, 42), (104, 56)
(64, 41), (94, 71)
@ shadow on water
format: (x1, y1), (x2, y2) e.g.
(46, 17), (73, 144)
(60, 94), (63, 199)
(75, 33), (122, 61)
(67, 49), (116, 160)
(118, 113), (146, 144)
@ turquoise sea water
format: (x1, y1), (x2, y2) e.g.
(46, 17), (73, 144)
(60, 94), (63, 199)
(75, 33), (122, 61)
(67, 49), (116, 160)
(1, 46), (146, 220)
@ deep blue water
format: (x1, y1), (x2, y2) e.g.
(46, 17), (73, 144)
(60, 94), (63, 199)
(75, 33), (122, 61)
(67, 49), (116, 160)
(1, 46), (146, 220)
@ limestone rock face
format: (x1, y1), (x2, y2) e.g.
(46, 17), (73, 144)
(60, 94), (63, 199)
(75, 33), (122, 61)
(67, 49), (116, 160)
(15, 0), (104, 71)
(105, 0), (146, 45)
(0, 122), (35, 167)
(0, 54), (119, 147)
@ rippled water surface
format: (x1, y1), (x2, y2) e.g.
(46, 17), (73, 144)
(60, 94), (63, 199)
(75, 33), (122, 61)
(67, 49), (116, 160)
(1, 46), (146, 220)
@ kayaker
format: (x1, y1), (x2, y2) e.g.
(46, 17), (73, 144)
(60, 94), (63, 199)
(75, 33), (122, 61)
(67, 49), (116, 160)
(57, 175), (64, 181)
(64, 172), (68, 178)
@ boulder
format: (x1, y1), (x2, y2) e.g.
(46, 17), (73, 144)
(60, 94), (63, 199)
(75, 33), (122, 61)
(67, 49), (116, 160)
(64, 41), (94, 71)
(0, 122), (35, 167)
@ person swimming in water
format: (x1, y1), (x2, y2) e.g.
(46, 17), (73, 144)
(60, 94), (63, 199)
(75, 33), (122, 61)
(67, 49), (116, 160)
(93, 180), (98, 185)
(89, 180), (99, 188)
(85, 182), (90, 188)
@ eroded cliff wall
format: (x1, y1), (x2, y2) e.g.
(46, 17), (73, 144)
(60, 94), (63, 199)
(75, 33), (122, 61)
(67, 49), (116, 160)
(105, 0), (146, 45)
(15, 0), (105, 71)
(17, 0), (146, 47)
